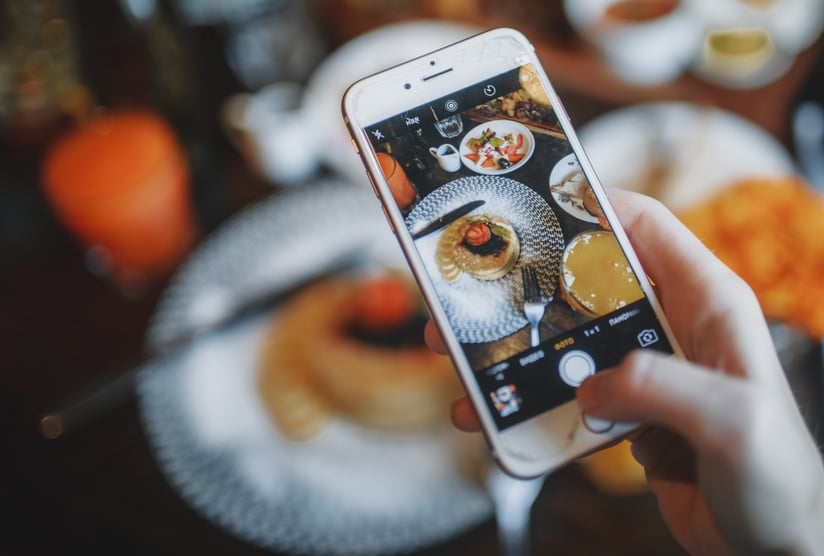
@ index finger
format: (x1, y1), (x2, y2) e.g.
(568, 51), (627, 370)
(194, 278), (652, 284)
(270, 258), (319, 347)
(424, 320), (448, 355)
(607, 189), (739, 307)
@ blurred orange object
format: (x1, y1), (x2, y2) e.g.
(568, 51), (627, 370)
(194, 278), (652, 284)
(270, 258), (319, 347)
(42, 111), (196, 290)
(580, 440), (647, 495)
(678, 176), (824, 338)
(603, 0), (679, 23)
(376, 152), (417, 210)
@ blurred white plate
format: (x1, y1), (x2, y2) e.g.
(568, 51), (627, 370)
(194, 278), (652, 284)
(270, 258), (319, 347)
(304, 21), (481, 183)
(578, 101), (796, 210)
(691, 0), (824, 56)
(137, 180), (491, 555)
(689, 0), (824, 88)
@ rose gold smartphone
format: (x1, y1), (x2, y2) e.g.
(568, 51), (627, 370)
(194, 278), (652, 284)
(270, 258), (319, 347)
(342, 28), (681, 477)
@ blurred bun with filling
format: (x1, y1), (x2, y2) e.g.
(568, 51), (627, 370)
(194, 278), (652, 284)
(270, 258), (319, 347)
(257, 272), (460, 440)
(677, 176), (824, 338)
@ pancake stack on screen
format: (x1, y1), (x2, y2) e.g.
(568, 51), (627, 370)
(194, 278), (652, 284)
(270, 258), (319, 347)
(436, 214), (520, 283)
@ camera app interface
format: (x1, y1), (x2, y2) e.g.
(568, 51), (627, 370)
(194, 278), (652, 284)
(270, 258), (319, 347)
(363, 64), (673, 430)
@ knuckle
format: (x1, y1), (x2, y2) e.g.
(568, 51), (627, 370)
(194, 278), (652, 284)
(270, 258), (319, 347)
(616, 350), (659, 396)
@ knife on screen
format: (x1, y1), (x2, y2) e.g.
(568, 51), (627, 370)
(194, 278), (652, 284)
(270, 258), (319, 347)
(411, 199), (485, 239)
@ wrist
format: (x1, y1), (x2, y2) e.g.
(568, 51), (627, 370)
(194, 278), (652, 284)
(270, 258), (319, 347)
(788, 467), (824, 556)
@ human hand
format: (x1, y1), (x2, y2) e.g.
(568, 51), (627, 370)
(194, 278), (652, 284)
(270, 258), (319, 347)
(426, 190), (824, 555)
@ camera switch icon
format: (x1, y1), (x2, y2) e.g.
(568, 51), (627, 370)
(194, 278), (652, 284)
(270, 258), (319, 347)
(637, 329), (660, 347)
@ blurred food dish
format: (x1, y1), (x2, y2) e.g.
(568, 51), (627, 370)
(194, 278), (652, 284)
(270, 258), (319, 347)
(563, 0), (704, 85)
(678, 176), (824, 339)
(692, 0), (824, 58)
(257, 273), (461, 439)
(563, 0), (824, 88)
(579, 101), (795, 211)
(689, 0), (824, 87)
(693, 26), (790, 89)
(138, 180), (490, 555)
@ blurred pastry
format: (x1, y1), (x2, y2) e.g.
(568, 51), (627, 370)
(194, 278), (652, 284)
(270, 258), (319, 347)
(678, 176), (824, 338)
(258, 273), (460, 439)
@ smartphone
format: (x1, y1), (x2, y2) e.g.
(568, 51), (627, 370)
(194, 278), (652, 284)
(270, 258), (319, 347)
(342, 28), (681, 478)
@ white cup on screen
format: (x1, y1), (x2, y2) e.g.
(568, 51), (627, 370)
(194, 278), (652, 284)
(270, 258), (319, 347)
(429, 144), (461, 172)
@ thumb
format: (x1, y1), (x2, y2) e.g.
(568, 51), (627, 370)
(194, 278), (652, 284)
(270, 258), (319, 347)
(577, 350), (748, 450)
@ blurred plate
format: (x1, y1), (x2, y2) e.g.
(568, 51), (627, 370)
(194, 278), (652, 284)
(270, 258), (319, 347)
(137, 180), (491, 555)
(688, 0), (824, 89)
(406, 175), (564, 344)
(303, 21), (480, 183)
(579, 102), (795, 211)
(458, 120), (535, 175)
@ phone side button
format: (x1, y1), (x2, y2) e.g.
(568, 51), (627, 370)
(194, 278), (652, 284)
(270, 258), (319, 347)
(350, 139), (360, 154)
(380, 205), (397, 236)
(365, 173), (381, 197)
(582, 413), (614, 434)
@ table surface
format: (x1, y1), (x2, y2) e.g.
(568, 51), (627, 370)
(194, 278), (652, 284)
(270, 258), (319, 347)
(4, 5), (823, 555)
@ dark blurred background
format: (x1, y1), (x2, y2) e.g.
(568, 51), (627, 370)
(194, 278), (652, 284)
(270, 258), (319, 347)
(3, 1), (823, 554)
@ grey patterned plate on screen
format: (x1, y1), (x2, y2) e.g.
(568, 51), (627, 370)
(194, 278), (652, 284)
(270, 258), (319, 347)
(406, 176), (564, 344)
(137, 180), (491, 556)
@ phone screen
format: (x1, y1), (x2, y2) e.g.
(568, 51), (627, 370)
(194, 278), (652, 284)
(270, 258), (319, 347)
(360, 63), (674, 431)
